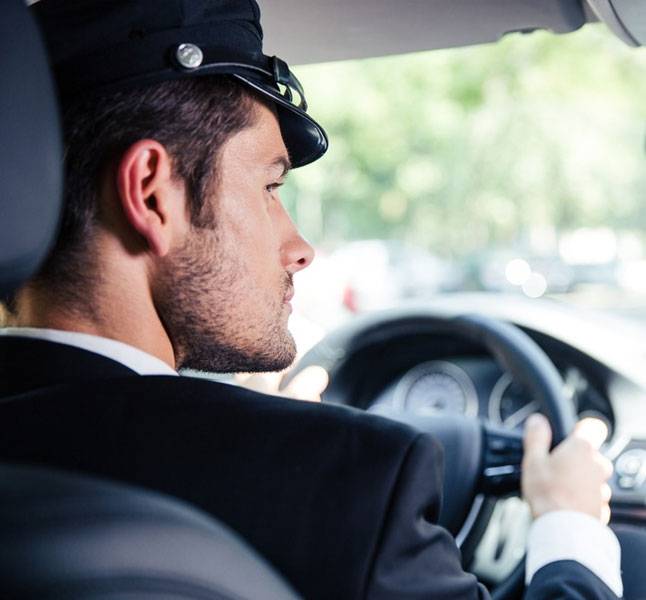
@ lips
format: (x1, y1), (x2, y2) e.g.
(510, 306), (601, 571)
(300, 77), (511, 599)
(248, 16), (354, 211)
(284, 287), (295, 303)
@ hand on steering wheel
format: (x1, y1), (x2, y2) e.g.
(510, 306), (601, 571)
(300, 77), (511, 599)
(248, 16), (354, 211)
(522, 413), (613, 524)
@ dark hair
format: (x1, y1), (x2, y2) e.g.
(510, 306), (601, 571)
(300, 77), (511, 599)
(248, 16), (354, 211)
(34, 75), (257, 293)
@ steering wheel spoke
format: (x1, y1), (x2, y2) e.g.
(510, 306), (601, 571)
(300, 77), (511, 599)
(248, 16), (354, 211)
(480, 424), (524, 497)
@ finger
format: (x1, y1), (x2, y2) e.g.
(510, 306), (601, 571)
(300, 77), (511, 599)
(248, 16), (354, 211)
(601, 483), (612, 504)
(236, 372), (280, 394)
(574, 417), (609, 450)
(523, 413), (552, 460)
(601, 504), (611, 525)
(282, 366), (329, 402)
(595, 454), (614, 480)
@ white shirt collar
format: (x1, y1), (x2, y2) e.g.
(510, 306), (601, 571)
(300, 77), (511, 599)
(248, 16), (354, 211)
(0, 327), (178, 376)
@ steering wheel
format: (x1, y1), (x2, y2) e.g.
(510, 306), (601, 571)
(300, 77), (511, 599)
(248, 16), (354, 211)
(284, 311), (577, 599)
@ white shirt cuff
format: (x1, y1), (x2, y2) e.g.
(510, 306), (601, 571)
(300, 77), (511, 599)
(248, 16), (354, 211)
(525, 510), (623, 598)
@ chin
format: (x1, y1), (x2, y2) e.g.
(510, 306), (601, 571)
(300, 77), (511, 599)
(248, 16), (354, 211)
(177, 330), (297, 374)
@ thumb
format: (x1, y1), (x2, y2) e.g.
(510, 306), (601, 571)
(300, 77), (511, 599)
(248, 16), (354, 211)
(523, 413), (552, 460)
(573, 417), (608, 451)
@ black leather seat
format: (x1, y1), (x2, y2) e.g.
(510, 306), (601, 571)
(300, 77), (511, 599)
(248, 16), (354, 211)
(0, 2), (298, 598)
(0, 464), (297, 599)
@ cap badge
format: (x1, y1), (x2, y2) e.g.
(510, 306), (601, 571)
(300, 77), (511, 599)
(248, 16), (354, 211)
(175, 43), (204, 69)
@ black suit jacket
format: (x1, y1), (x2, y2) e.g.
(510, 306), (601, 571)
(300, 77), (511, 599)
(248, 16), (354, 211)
(0, 337), (619, 599)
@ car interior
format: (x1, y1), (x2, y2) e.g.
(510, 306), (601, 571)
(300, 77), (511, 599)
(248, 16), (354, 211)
(3, 0), (646, 598)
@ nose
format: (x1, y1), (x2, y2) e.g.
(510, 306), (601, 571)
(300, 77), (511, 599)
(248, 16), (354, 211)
(281, 217), (315, 274)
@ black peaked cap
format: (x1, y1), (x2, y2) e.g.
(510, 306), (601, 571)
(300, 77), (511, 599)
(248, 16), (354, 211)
(32, 0), (328, 168)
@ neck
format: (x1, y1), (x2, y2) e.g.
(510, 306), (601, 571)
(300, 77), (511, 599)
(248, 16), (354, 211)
(14, 270), (176, 370)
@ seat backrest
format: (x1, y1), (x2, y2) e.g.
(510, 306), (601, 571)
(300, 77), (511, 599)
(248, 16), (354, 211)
(0, 464), (298, 599)
(0, 3), (299, 598)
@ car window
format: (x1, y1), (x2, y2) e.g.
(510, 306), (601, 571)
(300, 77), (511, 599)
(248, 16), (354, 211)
(281, 25), (646, 351)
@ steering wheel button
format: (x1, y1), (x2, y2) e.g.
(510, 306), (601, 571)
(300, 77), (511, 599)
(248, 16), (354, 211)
(622, 456), (642, 476)
(616, 449), (646, 485)
(618, 475), (637, 489)
(490, 438), (506, 451)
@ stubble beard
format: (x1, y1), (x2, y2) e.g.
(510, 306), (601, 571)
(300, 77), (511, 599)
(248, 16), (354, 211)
(154, 226), (297, 374)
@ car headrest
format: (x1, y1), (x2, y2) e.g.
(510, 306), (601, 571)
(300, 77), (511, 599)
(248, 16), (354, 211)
(0, 0), (62, 297)
(0, 463), (300, 599)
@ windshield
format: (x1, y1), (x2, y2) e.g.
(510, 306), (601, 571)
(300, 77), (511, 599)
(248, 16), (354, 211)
(283, 25), (646, 346)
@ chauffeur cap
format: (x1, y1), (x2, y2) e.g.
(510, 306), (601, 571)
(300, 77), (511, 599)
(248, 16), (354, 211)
(31, 0), (328, 168)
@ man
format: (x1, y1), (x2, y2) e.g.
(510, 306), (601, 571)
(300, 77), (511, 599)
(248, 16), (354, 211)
(0, 1), (622, 598)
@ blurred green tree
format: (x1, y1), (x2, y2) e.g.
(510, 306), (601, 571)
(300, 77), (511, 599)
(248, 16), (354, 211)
(282, 25), (646, 260)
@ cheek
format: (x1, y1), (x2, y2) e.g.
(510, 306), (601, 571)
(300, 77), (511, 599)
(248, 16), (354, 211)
(219, 205), (281, 295)
(233, 196), (281, 255)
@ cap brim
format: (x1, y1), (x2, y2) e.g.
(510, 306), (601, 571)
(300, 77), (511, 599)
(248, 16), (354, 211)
(232, 73), (328, 168)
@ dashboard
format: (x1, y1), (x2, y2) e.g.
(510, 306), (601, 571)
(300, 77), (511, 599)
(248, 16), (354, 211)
(368, 356), (614, 435)
(315, 321), (621, 443)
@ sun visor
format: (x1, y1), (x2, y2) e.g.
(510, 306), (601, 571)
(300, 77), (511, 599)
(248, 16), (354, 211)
(260, 0), (588, 64)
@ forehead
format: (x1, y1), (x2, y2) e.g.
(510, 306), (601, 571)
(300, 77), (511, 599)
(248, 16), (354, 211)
(220, 100), (289, 174)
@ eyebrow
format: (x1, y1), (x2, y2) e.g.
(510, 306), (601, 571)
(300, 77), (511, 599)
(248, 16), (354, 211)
(269, 156), (292, 179)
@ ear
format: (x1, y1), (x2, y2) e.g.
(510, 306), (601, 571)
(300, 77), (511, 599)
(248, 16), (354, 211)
(115, 139), (186, 257)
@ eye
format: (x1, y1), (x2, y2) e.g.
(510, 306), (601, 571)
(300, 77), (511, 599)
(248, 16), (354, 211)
(265, 182), (283, 194)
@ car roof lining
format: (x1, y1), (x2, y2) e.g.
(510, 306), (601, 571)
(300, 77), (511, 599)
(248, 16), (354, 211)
(259, 0), (643, 65)
(26, 0), (645, 64)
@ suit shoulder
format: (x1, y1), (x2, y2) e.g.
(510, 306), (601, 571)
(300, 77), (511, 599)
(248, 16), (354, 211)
(13, 372), (440, 470)
(109, 373), (441, 463)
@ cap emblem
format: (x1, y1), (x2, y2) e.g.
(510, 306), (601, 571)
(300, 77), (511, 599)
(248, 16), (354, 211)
(175, 43), (204, 69)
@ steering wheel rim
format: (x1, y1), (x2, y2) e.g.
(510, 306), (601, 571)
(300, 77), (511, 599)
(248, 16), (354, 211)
(285, 310), (577, 598)
(452, 314), (575, 444)
(447, 314), (576, 598)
